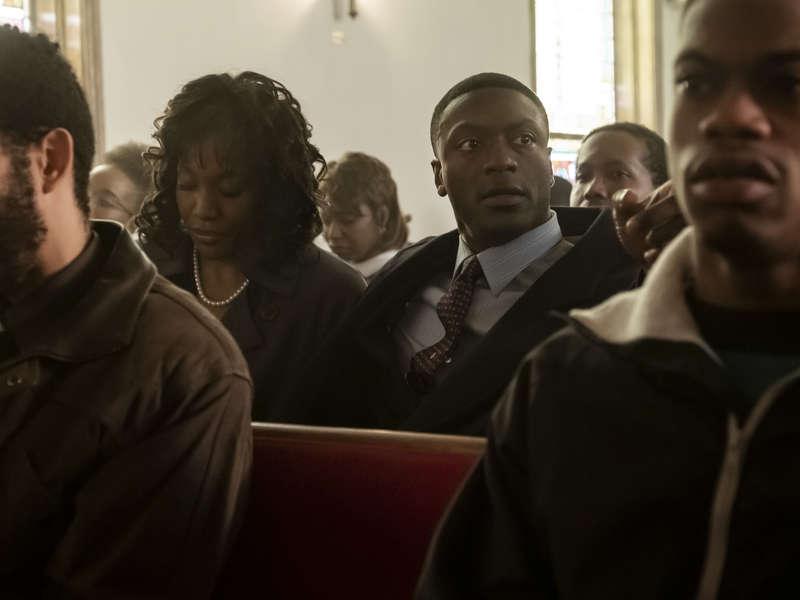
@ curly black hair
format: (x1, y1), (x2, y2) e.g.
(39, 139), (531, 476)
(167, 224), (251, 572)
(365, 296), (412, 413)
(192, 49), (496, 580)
(137, 71), (325, 267)
(0, 25), (94, 216)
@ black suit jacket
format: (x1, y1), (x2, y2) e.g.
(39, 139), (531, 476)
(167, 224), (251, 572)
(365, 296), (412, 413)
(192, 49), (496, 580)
(292, 207), (640, 435)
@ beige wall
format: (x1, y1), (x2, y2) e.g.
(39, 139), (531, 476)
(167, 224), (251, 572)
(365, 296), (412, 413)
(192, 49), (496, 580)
(99, 0), (532, 240)
(659, 0), (682, 138)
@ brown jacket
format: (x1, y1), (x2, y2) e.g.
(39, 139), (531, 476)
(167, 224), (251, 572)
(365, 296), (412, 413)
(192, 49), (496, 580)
(0, 222), (252, 599)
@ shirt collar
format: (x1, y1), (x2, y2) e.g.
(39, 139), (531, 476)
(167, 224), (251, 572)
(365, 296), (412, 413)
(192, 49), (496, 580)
(455, 210), (563, 296)
(352, 249), (397, 279)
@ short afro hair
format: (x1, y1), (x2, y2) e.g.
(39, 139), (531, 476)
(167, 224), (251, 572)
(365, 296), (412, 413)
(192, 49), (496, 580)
(0, 25), (94, 216)
(582, 122), (669, 187)
(430, 72), (549, 154)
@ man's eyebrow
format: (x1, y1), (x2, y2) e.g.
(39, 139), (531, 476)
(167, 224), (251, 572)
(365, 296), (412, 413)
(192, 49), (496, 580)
(675, 49), (800, 68)
(576, 159), (634, 172)
(446, 121), (485, 135)
(674, 49), (711, 68)
(505, 118), (541, 130)
(762, 50), (800, 66)
(448, 118), (541, 134)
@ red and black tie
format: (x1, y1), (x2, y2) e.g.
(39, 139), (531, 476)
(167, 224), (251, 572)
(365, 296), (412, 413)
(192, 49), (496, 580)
(406, 257), (484, 393)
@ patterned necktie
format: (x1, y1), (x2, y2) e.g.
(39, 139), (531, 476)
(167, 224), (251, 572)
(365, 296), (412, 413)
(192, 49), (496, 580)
(406, 257), (484, 393)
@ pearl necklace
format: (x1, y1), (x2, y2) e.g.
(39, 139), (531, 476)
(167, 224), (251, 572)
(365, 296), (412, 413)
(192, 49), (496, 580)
(193, 248), (250, 307)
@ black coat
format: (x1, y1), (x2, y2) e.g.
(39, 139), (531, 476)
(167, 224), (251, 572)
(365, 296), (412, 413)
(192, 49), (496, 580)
(416, 227), (800, 599)
(291, 207), (640, 435)
(146, 241), (365, 422)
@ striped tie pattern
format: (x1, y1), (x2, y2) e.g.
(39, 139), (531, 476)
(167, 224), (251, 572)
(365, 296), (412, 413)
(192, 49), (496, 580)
(406, 257), (484, 393)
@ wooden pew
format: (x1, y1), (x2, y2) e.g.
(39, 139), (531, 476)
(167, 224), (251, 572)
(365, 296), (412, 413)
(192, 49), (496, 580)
(216, 423), (485, 598)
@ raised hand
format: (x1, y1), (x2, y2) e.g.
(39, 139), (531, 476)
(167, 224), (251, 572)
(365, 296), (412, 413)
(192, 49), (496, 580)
(612, 181), (687, 270)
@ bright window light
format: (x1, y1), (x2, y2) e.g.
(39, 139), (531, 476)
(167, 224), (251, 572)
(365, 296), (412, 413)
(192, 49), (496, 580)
(535, 0), (615, 135)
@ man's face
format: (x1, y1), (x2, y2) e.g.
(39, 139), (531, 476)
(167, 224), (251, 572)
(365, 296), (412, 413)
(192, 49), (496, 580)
(433, 87), (552, 252)
(571, 130), (655, 208)
(671, 0), (800, 265)
(0, 140), (46, 301)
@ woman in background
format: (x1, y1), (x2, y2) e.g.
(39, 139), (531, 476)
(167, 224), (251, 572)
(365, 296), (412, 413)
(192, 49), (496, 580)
(138, 71), (364, 421)
(89, 141), (152, 231)
(321, 152), (410, 281)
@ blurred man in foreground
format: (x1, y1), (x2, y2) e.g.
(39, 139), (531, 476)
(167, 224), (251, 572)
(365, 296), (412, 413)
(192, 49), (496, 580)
(0, 26), (251, 598)
(418, 0), (800, 597)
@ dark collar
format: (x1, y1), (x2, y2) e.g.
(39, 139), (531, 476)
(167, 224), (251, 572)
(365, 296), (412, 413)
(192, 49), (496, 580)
(150, 234), (307, 298)
(3, 221), (156, 364)
(4, 230), (102, 332)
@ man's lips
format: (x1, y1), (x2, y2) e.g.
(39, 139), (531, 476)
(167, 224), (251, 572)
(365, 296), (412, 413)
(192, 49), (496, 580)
(688, 155), (779, 184)
(687, 155), (780, 204)
(480, 187), (530, 207)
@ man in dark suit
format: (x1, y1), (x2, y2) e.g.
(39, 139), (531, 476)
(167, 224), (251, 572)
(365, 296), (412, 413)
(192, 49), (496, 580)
(291, 72), (640, 435)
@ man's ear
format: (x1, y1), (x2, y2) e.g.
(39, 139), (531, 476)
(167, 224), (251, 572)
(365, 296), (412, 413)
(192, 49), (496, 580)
(36, 128), (74, 195)
(431, 159), (447, 197)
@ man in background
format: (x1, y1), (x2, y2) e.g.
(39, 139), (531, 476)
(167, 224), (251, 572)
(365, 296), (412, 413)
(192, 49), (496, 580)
(0, 26), (251, 598)
(570, 121), (668, 208)
(292, 73), (640, 435)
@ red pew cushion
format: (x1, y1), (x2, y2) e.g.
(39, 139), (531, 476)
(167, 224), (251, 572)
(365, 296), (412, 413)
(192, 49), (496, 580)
(216, 424), (484, 599)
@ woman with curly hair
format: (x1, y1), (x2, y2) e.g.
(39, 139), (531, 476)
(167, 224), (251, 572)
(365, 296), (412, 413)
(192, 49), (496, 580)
(321, 151), (411, 281)
(138, 71), (364, 421)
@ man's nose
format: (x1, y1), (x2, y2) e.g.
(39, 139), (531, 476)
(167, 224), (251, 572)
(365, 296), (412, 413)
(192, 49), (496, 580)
(484, 139), (518, 174)
(700, 84), (771, 140)
(584, 177), (607, 202)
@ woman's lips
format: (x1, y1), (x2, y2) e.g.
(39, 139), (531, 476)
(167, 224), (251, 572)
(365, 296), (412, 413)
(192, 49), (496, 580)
(190, 230), (227, 245)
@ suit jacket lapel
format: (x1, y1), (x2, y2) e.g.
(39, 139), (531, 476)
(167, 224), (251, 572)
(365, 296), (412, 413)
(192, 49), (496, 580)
(354, 232), (459, 367)
(403, 209), (638, 432)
